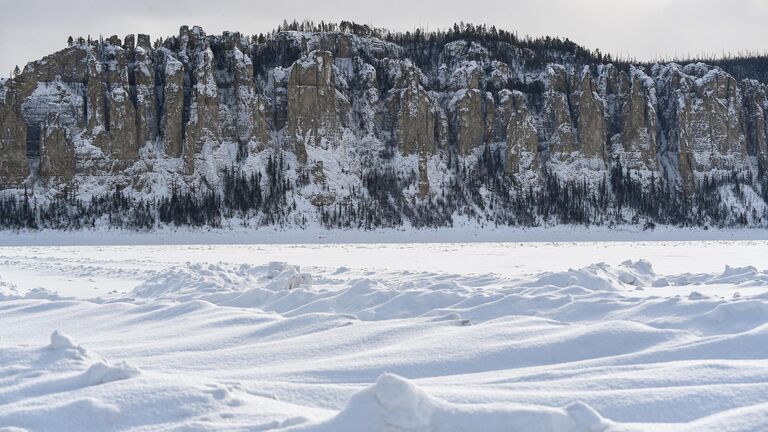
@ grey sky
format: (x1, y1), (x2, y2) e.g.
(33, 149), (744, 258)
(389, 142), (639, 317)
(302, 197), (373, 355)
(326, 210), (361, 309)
(1, 0), (766, 77)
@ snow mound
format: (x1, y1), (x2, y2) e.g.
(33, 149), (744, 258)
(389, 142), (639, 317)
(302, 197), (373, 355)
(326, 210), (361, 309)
(49, 330), (79, 350)
(618, 259), (656, 285)
(665, 265), (768, 287)
(524, 261), (654, 291)
(84, 361), (141, 386)
(653, 300), (768, 335)
(131, 261), (312, 302)
(0, 280), (21, 300)
(688, 291), (709, 300)
(0, 278), (59, 301)
(710, 265), (762, 285)
(2, 397), (121, 431)
(683, 401), (768, 431)
(264, 262), (313, 290)
(290, 373), (612, 432)
(122, 259), (768, 327)
(22, 287), (61, 300)
(48, 331), (139, 386)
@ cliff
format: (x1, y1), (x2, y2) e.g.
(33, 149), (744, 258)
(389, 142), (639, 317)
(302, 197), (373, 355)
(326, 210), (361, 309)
(1, 23), (767, 229)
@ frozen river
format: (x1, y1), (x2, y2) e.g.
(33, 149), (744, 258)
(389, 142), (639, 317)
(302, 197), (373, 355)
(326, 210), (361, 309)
(2, 238), (768, 431)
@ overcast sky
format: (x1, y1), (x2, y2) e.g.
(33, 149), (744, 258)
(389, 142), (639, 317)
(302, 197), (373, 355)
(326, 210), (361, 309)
(2, 0), (766, 77)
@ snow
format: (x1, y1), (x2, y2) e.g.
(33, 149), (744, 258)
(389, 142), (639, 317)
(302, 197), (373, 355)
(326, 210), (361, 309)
(2, 238), (768, 430)
(290, 373), (613, 432)
(49, 330), (79, 350)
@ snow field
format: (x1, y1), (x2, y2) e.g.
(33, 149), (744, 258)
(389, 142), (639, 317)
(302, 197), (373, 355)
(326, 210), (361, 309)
(1, 241), (768, 430)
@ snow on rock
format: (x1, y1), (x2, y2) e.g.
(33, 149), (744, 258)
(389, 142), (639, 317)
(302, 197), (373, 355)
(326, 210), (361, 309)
(289, 373), (612, 432)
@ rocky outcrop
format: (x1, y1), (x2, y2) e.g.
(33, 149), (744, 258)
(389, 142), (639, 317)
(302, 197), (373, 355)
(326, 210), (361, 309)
(287, 50), (345, 162)
(501, 90), (538, 174)
(448, 63), (484, 155)
(1, 23), (767, 210)
(216, 33), (271, 151)
(384, 60), (438, 157)
(449, 88), (484, 155)
(573, 67), (606, 160)
(542, 66), (577, 161)
(39, 112), (75, 181)
(0, 90), (30, 186)
(657, 63), (750, 190)
(179, 26), (221, 171)
(18, 78), (83, 180)
(618, 67), (658, 170)
(103, 40), (139, 165)
(160, 51), (185, 158)
(743, 81), (768, 172)
(132, 35), (158, 149)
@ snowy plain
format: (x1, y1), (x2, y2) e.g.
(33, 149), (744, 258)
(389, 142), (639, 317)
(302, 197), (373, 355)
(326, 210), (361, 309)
(2, 228), (768, 431)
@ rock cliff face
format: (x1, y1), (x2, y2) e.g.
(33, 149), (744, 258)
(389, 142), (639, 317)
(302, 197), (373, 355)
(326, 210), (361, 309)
(1, 24), (768, 227)
(287, 50), (347, 162)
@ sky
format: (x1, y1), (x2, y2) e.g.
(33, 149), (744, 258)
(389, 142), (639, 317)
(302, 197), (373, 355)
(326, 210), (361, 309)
(1, 0), (767, 77)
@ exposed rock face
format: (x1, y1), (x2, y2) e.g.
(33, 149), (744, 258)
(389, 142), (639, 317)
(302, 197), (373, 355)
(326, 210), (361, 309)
(287, 50), (345, 162)
(179, 26), (221, 171)
(1, 24), (767, 210)
(385, 60), (437, 157)
(160, 52), (185, 158)
(450, 88), (484, 155)
(132, 38), (158, 149)
(657, 64), (750, 190)
(618, 67), (658, 170)
(103, 41), (139, 165)
(19, 78), (82, 181)
(573, 68), (606, 160)
(743, 81), (768, 172)
(39, 112), (75, 181)
(0, 90), (30, 186)
(501, 90), (538, 174)
(542, 65), (577, 162)
(215, 33), (270, 151)
(448, 62), (484, 155)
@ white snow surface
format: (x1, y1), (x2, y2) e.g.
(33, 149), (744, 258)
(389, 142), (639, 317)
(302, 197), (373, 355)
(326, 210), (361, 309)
(2, 237), (768, 431)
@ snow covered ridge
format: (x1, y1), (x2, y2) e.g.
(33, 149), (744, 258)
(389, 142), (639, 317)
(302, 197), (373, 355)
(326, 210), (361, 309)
(2, 23), (768, 230)
(4, 242), (768, 431)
